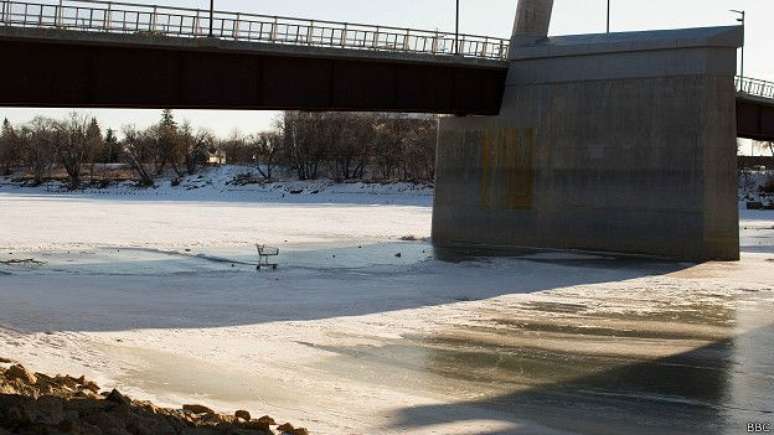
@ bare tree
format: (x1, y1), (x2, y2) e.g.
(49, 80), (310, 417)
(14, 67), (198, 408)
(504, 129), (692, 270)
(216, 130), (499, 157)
(218, 129), (254, 164)
(21, 117), (58, 186)
(253, 130), (281, 181)
(54, 113), (94, 189)
(122, 125), (156, 186)
(372, 115), (405, 180)
(179, 123), (212, 175)
(329, 113), (370, 180)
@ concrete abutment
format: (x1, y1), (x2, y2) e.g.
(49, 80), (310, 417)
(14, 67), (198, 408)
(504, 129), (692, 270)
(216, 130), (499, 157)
(432, 1), (742, 261)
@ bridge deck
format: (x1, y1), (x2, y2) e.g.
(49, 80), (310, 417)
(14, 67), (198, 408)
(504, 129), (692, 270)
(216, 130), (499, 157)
(0, 0), (510, 60)
(0, 0), (772, 139)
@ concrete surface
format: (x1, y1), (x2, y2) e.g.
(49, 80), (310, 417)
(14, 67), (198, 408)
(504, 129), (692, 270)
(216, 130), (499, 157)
(511, 0), (553, 46)
(433, 17), (743, 261)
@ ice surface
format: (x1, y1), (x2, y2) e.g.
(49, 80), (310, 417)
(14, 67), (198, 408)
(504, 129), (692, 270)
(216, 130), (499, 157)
(1, 170), (773, 434)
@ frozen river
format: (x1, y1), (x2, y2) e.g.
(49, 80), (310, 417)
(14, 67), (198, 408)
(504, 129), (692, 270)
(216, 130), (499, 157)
(1, 187), (773, 434)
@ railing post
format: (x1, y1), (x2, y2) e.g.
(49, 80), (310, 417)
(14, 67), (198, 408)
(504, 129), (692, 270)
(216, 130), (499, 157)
(271, 16), (277, 41)
(150, 5), (156, 32)
(341, 23), (347, 47)
(1, 1), (6, 26)
(373, 26), (379, 48)
(404, 29), (410, 51)
(233, 12), (240, 39)
(104, 2), (111, 31)
(194, 10), (200, 36)
(307, 20), (313, 45)
(432, 31), (438, 54)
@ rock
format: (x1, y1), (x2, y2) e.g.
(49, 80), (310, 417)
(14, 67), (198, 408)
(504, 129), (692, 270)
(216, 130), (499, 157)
(34, 372), (54, 383)
(277, 422), (295, 433)
(257, 415), (276, 426)
(235, 409), (251, 421)
(31, 395), (65, 425)
(200, 412), (233, 425)
(293, 428), (310, 435)
(0, 357), (13, 364)
(82, 380), (100, 393)
(57, 375), (79, 389)
(182, 403), (215, 414)
(245, 420), (271, 431)
(105, 389), (131, 406)
(5, 364), (37, 384)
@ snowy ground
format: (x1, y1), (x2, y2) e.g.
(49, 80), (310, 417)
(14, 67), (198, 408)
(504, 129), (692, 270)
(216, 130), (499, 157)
(1, 170), (773, 434)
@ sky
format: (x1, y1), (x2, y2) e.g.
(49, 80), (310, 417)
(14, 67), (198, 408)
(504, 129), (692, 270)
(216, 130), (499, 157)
(2, 0), (772, 137)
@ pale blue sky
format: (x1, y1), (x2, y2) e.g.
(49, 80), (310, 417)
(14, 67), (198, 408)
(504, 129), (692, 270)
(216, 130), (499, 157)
(2, 0), (772, 136)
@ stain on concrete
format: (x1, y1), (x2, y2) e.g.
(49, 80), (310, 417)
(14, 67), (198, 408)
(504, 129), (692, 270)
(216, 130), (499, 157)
(480, 127), (535, 210)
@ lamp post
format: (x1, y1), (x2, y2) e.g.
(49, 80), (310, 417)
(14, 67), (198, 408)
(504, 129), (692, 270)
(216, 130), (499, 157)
(209, 0), (214, 37)
(606, 0), (610, 33)
(454, 0), (460, 55)
(730, 9), (745, 82)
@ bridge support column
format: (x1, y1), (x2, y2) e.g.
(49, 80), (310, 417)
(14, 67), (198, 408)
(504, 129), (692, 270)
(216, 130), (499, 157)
(433, 24), (743, 261)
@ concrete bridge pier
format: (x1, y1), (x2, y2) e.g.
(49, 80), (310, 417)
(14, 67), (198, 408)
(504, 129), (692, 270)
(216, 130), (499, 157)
(432, 0), (743, 261)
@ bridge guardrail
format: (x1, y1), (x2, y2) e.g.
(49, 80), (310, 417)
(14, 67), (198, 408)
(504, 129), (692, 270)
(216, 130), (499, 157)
(0, 0), (511, 60)
(737, 76), (774, 101)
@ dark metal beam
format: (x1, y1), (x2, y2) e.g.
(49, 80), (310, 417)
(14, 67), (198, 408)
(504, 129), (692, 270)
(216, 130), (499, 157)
(0, 37), (506, 115)
(737, 98), (774, 141)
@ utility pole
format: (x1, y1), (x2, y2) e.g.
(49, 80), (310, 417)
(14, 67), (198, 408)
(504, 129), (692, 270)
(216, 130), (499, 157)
(455, 0), (460, 55)
(209, 0), (214, 37)
(730, 9), (745, 81)
(606, 0), (610, 33)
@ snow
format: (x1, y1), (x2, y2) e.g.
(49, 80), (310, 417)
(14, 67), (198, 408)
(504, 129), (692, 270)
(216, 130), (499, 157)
(0, 167), (773, 434)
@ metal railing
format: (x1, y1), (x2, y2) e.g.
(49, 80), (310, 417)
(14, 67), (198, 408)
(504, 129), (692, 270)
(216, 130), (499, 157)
(737, 76), (774, 100)
(0, 0), (510, 60)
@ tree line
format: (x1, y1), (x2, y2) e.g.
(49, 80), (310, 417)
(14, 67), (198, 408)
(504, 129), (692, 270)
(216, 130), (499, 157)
(0, 110), (437, 188)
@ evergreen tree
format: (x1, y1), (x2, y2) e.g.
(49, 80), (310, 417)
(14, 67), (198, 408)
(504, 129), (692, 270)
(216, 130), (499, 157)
(85, 117), (104, 181)
(157, 109), (179, 175)
(102, 128), (120, 163)
(0, 118), (19, 175)
(160, 109), (177, 131)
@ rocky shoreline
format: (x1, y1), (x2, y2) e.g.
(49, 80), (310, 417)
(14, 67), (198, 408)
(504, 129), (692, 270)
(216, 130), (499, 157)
(0, 359), (308, 435)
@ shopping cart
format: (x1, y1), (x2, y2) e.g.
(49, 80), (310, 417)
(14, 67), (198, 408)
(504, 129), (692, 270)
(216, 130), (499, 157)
(255, 244), (279, 270)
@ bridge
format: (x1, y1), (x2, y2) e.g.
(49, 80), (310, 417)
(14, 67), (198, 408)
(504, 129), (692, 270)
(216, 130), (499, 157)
(0, 0), (772, 141)
(1, 0), (772, 262)
(0, 0), (510, 114)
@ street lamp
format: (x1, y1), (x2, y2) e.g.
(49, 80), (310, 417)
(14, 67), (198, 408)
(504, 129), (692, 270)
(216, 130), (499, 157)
(730, 9), (745, 81)
(606, 0), (610, 33)
(454, 0), (460, 55)
(209, 0), (214, 37)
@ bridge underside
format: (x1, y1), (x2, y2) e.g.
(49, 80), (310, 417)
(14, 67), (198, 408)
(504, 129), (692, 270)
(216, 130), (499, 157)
(737, 97), (774, 142)
(0, 28), (771, 144)
(0, 29), (506, 114)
